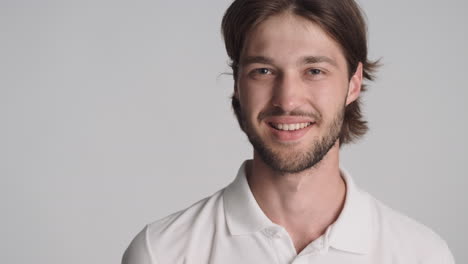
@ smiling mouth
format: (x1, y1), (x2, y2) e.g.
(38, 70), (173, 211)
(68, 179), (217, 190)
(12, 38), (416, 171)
(268, 122), (314, 131)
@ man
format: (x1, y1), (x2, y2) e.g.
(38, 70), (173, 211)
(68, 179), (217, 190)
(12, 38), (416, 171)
(123, 0), (455, 263)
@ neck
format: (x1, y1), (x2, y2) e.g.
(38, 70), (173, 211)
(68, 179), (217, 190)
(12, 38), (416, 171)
(246, 141), (346, 253)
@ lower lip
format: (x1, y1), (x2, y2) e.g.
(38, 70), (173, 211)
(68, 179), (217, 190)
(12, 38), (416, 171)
(268, 124), (314, 142)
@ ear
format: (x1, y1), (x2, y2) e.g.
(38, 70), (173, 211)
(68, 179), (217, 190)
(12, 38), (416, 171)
(345, 62), (363, 106)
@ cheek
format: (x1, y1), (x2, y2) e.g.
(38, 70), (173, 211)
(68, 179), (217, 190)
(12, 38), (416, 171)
(321, 78), (348, 99)
(310, 79), (348, 116)
(238, 82), (272, 119)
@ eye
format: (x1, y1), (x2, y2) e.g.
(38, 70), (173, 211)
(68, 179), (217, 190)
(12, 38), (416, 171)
(248, 67), (274, 79)
(308, 69), (322, 75)
(255, 68), (272, 75)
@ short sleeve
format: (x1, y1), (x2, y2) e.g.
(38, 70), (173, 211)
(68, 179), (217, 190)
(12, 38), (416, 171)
(122, 225), (156, 264)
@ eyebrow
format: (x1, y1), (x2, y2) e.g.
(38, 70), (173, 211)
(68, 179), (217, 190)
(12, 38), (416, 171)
(302, 56), (338, 67)
(240, 56), (274, 66)
(240, 55), (338, 67)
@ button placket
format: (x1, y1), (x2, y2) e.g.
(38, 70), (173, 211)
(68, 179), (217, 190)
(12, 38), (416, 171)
(264, 227), (297, 264)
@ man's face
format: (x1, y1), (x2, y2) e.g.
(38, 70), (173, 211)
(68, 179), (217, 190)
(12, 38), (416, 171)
(235, 12), (362, 173)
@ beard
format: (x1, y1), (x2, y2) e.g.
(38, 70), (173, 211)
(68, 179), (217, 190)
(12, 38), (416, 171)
(242, 105), (345, 174)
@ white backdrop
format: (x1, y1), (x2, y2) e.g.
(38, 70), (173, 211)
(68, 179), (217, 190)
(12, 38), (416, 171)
(1, 0), (467, 263)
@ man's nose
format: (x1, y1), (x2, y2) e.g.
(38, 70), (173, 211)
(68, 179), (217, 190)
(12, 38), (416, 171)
(271, 72), (305, 113)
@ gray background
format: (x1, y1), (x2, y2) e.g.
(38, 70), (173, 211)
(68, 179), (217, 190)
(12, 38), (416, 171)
(1, 0), (466, 263)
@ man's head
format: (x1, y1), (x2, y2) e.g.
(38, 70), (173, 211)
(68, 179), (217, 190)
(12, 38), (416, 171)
(221, 0), (379, 173)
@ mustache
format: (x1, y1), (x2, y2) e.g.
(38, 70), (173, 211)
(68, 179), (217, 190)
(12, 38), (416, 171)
(257, 107), (321, 122)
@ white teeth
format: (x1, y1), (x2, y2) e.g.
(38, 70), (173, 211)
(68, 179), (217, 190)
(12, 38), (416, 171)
(272, 122), (312, 131)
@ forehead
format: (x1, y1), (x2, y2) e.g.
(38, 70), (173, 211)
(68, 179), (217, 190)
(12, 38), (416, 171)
(241, 12), (346, 65)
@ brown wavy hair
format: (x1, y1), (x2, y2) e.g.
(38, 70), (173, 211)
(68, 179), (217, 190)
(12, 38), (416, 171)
(221, 0), (380, 145)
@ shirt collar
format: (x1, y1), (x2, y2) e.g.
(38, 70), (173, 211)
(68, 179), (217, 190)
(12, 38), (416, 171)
(223, 161), (373, 254)
(223, 161), (275, 236)
(327, 168), (373, 254)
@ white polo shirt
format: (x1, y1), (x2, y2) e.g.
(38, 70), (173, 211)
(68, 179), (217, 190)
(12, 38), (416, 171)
(123, 161), (455, 264)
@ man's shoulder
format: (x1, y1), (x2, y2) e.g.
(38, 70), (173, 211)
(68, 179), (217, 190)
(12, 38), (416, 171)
(147, 188), (226, 242)
(150, 188), (225, 230)
(364, 191), (453, 262)
(123, 189), (227, 263)
(368, 192), (442, 242)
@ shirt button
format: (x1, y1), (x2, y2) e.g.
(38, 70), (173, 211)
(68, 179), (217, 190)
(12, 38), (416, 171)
(264, 228), (281, 238)
(264, 228), (274, 237)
